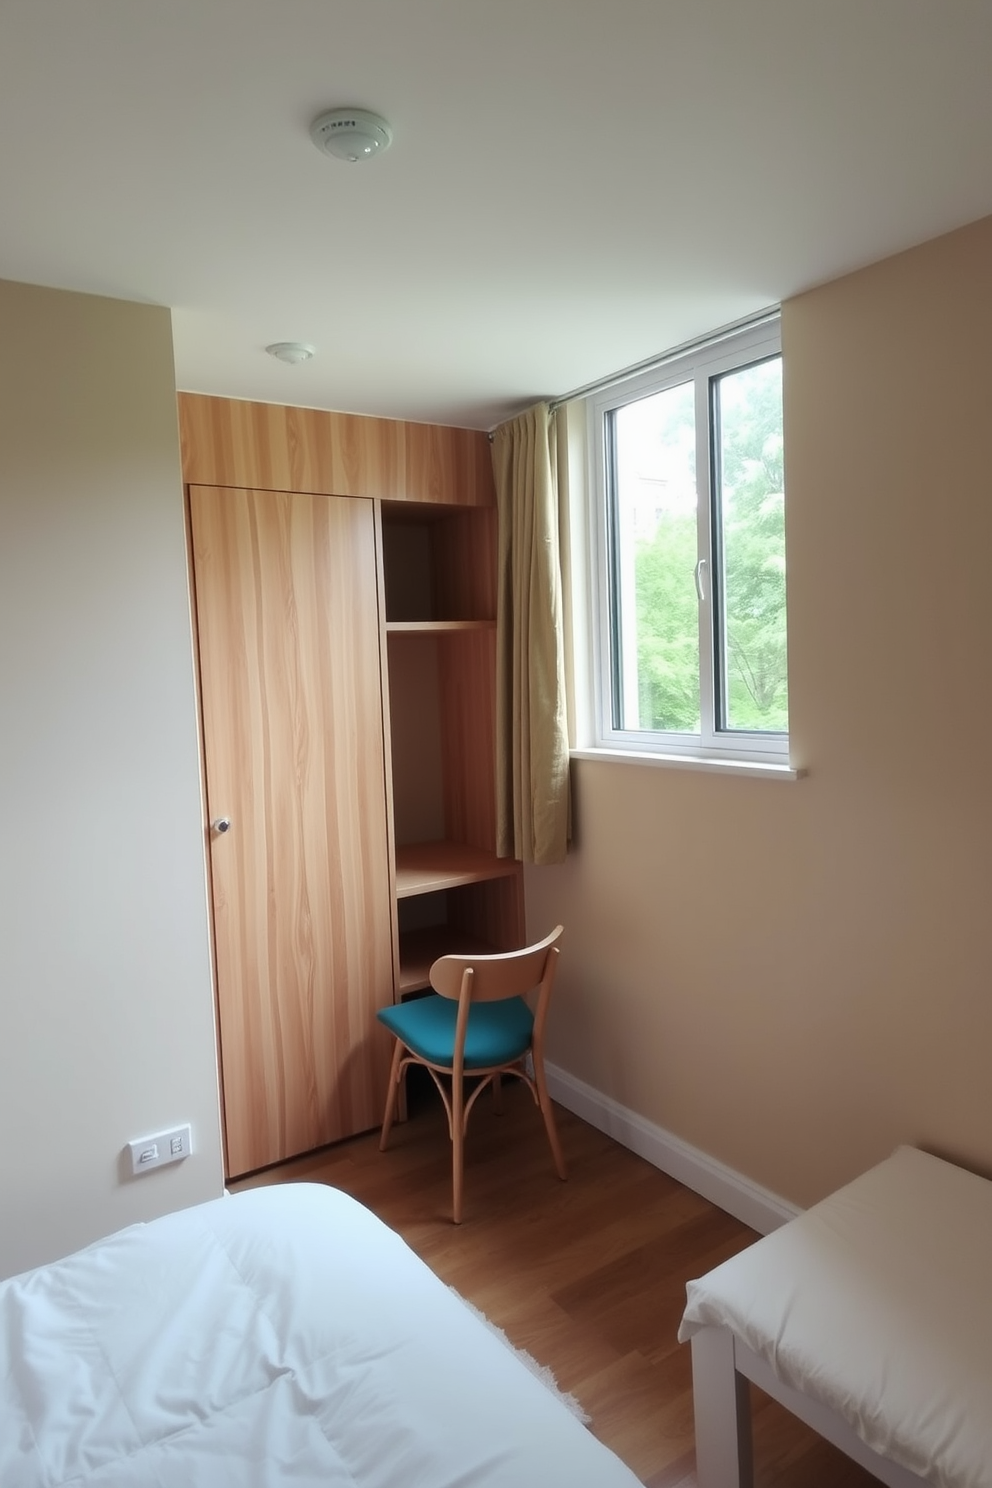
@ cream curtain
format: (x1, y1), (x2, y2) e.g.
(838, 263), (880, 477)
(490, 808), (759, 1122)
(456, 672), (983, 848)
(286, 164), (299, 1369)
(491, 402), (570, 865)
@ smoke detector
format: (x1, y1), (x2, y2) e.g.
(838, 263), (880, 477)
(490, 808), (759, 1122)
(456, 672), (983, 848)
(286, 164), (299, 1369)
(266, 342), (315, 365)
(310, 108), (393, 164)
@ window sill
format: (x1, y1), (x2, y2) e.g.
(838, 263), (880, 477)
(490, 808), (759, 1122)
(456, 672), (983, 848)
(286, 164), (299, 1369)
(570, 746), (804, 781)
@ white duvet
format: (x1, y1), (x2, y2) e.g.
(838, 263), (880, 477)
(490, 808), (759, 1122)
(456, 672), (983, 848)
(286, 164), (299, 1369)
(678, 1145), (992, 1488)
(1, 1182), (642, 1488)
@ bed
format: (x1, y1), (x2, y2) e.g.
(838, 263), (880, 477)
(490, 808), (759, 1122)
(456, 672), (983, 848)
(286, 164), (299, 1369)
(678, 1145), (992, 1488)
(2, 1181), (643, 1487)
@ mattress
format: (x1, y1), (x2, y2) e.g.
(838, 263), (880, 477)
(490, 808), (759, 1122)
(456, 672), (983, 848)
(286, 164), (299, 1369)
(678, 1145), (992, 1488)
(2, 1182), (642, 1487)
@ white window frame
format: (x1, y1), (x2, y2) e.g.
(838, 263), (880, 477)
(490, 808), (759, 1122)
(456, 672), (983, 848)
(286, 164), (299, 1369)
(587, 317), (789, 768)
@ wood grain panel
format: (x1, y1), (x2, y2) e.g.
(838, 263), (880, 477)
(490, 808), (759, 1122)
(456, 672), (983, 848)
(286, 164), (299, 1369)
(189, 484), (395, 1177)
(371, 499), (402, 1035)
(386, 632), (445, 846)
(432, 505), (497, 620)
(381, 518), (435, 620)
(179, 393), (495, 507)
(438, 628), (497, 849)
(447, 874), (526, 953)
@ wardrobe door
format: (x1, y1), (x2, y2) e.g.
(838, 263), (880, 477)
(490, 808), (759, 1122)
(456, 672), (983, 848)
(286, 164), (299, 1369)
(189, 484), (394, 1178)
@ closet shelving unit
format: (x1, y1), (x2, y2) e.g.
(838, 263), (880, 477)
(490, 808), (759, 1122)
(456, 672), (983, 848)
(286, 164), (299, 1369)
(381, 501), (524, 996)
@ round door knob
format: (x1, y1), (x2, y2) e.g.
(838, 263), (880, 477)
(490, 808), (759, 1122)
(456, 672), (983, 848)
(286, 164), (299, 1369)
(212, 817), (232, 834)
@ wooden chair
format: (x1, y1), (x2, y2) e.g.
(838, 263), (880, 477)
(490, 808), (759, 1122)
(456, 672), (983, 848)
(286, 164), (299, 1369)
(377, 925), (567, 1223)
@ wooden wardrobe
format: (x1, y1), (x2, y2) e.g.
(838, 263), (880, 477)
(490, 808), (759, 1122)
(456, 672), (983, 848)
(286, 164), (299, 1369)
(181, 395), (524, 1179)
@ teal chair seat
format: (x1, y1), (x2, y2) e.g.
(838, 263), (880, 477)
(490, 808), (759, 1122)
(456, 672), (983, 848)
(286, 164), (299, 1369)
(377, 994), (533, 1070)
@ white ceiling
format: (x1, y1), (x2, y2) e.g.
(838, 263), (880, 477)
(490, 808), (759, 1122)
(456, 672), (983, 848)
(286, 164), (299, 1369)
(3, 0), (992, 430)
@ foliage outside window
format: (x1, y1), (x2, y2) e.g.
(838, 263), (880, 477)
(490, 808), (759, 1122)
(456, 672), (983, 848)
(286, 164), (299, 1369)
(589, 319), (789, 764)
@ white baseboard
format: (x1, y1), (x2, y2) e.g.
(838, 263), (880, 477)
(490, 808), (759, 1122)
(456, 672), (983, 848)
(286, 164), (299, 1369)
(545, 1062), (800, 1234)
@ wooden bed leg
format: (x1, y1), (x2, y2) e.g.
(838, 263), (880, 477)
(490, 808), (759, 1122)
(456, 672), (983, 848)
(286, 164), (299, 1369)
(690, 1327), (753, 1488)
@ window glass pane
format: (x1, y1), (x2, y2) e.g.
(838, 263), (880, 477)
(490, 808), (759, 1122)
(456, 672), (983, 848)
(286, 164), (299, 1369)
(713, 357), (788, 733)
(612, 383), (700, 733)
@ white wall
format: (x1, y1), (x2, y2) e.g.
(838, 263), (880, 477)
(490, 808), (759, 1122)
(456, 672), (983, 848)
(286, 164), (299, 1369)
(0, 279), (224, 1278)
(527, 214), (992, 1210)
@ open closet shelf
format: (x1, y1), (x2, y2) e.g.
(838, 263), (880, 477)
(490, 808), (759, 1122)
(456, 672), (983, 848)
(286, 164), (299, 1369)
(386, 619), (495, 633)
(396, 927), (502, 995)
(394, 840), (518, 898)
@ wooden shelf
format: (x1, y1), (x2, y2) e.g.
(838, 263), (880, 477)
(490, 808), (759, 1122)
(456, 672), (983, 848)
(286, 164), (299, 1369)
(395, 840), (519, 898)
(397, 926), (501, 995)
(382, 498), (523, 987)
(386, 619), (495, 633)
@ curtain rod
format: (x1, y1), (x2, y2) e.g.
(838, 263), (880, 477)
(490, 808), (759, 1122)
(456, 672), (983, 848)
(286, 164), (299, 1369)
(547, 305), (780, 415)
(486, 306), (780, 436)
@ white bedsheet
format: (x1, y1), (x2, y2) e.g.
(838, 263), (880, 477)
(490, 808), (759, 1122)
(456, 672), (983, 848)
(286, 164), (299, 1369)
(2, 1182), (642, 1487)
(678, 1145), (992, 1488)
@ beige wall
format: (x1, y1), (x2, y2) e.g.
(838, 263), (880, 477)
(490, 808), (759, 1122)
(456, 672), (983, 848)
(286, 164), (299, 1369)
(527, 215), (992, 1209)
(0, 280), (224, 1278)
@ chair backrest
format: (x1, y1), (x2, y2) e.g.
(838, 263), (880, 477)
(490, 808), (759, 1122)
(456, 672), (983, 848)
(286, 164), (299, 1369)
(429, 925), (564, 1005)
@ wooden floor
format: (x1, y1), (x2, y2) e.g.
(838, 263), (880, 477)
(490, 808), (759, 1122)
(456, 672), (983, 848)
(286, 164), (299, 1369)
(231, 1079), (878, 1488)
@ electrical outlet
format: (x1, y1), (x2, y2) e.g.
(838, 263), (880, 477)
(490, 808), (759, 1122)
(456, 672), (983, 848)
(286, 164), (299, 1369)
(126, 1124), (193, 1176)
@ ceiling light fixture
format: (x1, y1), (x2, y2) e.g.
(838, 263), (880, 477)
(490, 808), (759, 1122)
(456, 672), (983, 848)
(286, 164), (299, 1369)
(310, 108), (393, 164)
(266, 342), (315, 365)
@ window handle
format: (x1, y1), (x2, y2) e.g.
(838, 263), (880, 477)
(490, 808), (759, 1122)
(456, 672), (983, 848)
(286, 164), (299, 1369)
(694, 558), (707, 603)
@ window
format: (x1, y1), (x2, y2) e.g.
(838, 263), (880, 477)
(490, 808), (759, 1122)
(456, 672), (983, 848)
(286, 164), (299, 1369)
(588, 318), (788, 765)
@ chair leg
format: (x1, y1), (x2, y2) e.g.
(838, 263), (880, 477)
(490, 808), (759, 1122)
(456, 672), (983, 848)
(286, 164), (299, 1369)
(534, 1058), (567, 1180)
(452, 1070), (465, 1224)
(379, 1040), (405, 1152)
(492, 1071), (503, 1114)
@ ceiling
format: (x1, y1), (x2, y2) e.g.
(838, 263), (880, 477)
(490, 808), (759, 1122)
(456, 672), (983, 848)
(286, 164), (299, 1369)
(3, 1), (992, 431)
